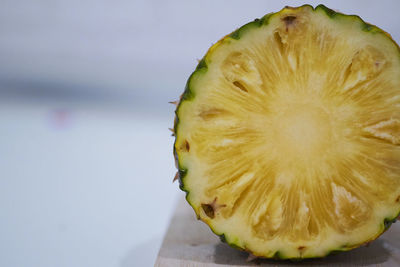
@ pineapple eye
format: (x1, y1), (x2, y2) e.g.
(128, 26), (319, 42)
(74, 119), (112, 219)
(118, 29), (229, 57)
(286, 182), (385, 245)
(232, 81), (248, 93)
(282, 15), (297, 31)
(201, 203), (215, 219)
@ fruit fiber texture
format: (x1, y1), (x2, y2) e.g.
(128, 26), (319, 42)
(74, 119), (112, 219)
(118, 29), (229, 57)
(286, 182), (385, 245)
(172, 4), (400, 259)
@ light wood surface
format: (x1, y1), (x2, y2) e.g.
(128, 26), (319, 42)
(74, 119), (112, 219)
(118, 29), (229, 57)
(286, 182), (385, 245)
(155, 198), (400, 267)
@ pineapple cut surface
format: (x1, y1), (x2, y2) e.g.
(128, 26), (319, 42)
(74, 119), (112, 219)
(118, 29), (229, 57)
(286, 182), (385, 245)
(173, 4), (400, 259)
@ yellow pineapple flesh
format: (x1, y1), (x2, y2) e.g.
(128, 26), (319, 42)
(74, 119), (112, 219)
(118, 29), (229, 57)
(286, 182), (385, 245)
(173, 5), (400, 259)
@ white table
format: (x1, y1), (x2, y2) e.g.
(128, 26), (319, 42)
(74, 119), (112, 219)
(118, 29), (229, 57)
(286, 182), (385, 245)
(0, 98), (179, 266)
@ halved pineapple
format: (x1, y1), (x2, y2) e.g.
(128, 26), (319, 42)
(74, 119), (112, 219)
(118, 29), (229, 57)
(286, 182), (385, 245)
(173, 4), (400, 259)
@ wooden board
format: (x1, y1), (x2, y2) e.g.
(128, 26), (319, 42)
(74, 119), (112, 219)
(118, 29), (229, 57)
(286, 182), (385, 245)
(155, 198), (400, 267)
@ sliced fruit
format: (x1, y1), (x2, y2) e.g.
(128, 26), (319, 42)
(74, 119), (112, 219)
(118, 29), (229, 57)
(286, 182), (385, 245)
(173, 4), (400, 259)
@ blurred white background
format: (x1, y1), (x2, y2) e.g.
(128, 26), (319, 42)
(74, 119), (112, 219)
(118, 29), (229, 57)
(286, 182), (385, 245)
(0, 0), (399, 266)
